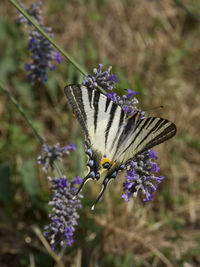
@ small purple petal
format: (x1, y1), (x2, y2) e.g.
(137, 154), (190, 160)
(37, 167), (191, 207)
(65, 143), (76, 151)
(66, 236), (74, 246)
(122, 193), (130, 202)
(52, 51), (62, 64)
(65, 226), (73, 237)
(105, 92), (117, 102)
(49, 64), (55, 71)
(149, 149), (158, 160)
(74, 176), (83, 185)
(24, 63), (31, 71)
(58, 178), (67, 188)
(151, 163), (160, 173)
(108, 73), (118, 83)
(126, 89), (138, 98)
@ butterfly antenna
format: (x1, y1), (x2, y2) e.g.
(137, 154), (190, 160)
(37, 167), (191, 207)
(143, 105), (164, 112)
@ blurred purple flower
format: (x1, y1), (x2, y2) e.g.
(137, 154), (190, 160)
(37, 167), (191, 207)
(37, 143), (76, 173)
(44, 176), (82, 249)
(17, 1), (62, 84)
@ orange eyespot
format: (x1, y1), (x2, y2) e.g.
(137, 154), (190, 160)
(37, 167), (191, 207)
(101, 158), (114, 169)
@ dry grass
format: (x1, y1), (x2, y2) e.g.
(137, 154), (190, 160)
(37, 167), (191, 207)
(1, 0), (200, 266)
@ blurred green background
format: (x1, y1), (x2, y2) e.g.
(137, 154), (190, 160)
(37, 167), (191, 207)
(0, 0), (200, 266)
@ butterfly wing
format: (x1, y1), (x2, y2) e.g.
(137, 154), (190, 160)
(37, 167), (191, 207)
(65, 84), (176, 165)
(64, 84), (176, 208)
(112, 115), (176, 165)
(64, 84), (125, 160)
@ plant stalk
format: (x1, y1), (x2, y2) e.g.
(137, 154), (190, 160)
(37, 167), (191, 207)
(0, 82), (44, 144)
(9, 0), (87, 76)
(0, 82), (64, 177)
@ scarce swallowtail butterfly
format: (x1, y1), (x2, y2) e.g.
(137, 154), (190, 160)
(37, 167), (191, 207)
(64, 84), (176, 209)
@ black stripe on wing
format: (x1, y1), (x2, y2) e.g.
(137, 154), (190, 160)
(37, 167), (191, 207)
(64, 84), (89, 137)
(111, 109), (126, 148)
(119, 117), (176, 159)
(136, 120), (176, 155)
(135, 118), (166, 149)
(93, 90), (100, 133)
(105, 103), (118, 147)
(114, 111), (141, 154)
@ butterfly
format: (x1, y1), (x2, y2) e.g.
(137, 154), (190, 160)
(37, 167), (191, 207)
(64, 84), (176, 209)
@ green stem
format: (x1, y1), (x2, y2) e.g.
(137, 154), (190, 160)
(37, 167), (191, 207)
(0, 82), (64, 177)
(54, 162), (63, 178)
(0, 82), (44, 144)
(9, 0), (87, 76)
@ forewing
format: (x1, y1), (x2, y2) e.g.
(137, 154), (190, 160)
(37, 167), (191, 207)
(113, 116), (177, 164)
(64, 85), (125, 158)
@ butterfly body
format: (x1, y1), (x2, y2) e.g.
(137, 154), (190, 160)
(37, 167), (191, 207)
(64, 84), (176, 208)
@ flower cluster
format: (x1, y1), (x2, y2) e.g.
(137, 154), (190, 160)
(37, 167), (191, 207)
(82, 64), (118, 91)
(37, 142), (82, 249)
(106, 90), (145, 118)
(17, 1), (62, 84)
(82, 64), (163, 203)
(122, 149), (164, 202)
(43, 176), (83, 249)
(17, 1), (42, 25)
(82, 64), (144, 117)
(37, 143), (76, 173)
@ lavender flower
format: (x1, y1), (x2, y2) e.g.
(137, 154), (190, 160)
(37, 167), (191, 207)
(37, 143), (76, 173)
(82, 64), (164, 203)
(17, 1), (62, 84)
(82, 64), (118, 91)
(43, 176), (82, 249)
(17, 1), (42, 25)
(106, 90), (145, 117)
(83, 64), (144, 117)
(122, 150), (164, 202)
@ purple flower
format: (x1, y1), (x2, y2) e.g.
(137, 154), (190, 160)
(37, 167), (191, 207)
(126, 89), (138, 98)
(151, 162), (160, 173)
(65, 226), (73, 246)
(37, 143), (76, 173)
(149, 149), (158, 160)
(17, 1), (62, 84)
(108, 73), (118, 83)
(43, 176), (82, 249)
(122, 150), (164, 202)
(82, 64), (145, 117)
(82, 64), (118, 91)
(73, 176), (83, 185)
(105, 92), (118, 102)
(63, 143), (76, 152)
(16, 1), (42, 24)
